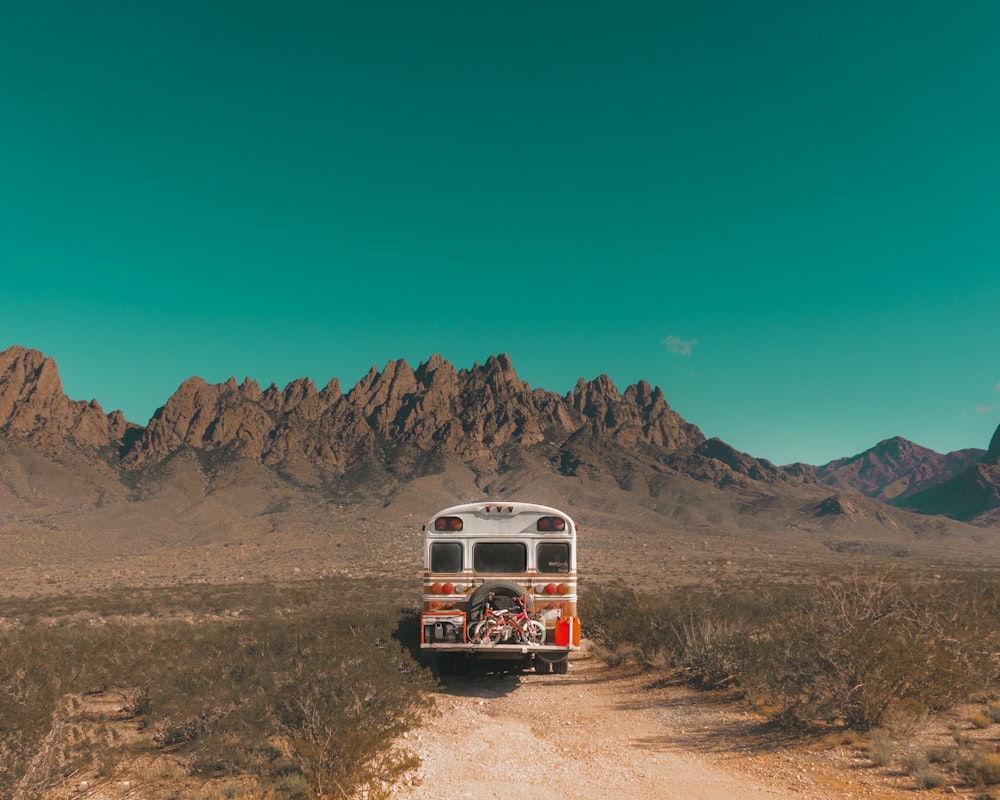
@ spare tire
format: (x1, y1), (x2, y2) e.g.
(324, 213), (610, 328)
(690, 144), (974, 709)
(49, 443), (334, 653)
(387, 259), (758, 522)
(467, 579), (533, 622)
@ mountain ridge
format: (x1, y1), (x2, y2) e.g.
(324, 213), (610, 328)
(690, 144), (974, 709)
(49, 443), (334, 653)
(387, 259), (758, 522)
(1, 344), (998, 574)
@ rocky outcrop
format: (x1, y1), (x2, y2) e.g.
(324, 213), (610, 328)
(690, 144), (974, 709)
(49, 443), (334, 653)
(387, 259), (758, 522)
(0, 345), (133, 450)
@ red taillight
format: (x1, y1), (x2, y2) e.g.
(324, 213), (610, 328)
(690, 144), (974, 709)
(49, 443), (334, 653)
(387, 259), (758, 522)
(544, 583), (557, 595)
(434, 516), (463, 531)
(537, 516), (567, 532)
(442, 582), (454, 595)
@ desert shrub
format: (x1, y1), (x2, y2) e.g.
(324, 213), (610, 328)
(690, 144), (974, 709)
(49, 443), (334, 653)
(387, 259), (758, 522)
(582, 583), (649, 654)
(866, 729), (895, 766)
(912, 767), (950, 790)
(670, 615), (743, 688)
(0, 578), (432, 799)
(963, 753), (1000, 787)
(141, 611), (432, 797)
(904, 745), (955, 790)
(583, 569), (1000, 732)
(581, 580), (777, 685)
(973, 712), (993, 729)
(743, 573), (972, 729)
(901, 749), (930, 774)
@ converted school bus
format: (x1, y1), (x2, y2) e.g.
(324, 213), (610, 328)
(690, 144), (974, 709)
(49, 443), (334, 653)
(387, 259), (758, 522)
(419, 501), (580, 674)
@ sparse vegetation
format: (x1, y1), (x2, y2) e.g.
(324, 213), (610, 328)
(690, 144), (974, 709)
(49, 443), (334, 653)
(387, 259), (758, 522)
(0, 577), (432, 799)
(972, 711), (993, 729)
(584, 568), (1000, 731)
(584, 567), (1000, 793)
(866, 728), (894, 766)
(964, 752), (1000, 787)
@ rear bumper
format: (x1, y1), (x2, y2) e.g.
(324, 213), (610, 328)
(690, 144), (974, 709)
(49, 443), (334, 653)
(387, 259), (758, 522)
(420, 609), (581, 653)
(420, 642), (579, 654)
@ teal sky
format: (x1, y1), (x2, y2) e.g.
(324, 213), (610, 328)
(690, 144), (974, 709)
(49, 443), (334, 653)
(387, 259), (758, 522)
(2, 1), (998, 466)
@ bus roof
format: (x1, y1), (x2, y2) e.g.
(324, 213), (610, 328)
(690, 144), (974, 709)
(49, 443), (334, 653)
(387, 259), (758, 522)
(424, 501), (576, 528)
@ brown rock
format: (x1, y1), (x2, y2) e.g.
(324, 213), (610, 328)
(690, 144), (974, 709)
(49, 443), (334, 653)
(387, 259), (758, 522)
(0, 345), (132, 449)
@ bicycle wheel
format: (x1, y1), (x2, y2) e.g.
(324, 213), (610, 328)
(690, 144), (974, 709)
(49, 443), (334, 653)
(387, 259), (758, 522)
(481, 619), (505, 645)
(468, 619), (491, 644)
(524, 620), (545, 645)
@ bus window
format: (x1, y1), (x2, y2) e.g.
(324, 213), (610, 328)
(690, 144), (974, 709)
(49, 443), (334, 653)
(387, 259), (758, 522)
(537, 542), (570, 574)
(473, 542), (527, 574)
(430, 542), (463, 574)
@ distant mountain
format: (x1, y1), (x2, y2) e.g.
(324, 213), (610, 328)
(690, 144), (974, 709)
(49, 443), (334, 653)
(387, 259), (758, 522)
(813, 436), (985, 502)
(806, 431), (1000, 527)
(1, 344), (997, 579)
(896, 427), (1000, 525)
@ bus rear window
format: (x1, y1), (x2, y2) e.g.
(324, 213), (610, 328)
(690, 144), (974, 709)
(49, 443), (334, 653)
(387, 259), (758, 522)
(473, 542), (527, 574)
(537, 542), (570, 573)
(430, 542), (462, 574)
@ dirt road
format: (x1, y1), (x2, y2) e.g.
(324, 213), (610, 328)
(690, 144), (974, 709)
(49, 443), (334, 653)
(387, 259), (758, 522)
(395, 647), (915, 800)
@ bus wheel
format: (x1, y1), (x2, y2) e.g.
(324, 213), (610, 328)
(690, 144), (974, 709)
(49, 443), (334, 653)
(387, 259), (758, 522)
(535, 658), (552, 675)
(551, 656), (569, 674)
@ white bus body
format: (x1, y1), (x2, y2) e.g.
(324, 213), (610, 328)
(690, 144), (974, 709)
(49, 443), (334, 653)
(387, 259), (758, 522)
(420, 501), (580, 674)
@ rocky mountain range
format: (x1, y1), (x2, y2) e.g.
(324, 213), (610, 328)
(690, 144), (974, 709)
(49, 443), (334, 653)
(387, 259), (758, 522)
(1, 344), (998, 582)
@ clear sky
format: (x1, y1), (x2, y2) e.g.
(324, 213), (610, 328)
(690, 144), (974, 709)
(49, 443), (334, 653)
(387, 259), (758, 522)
(2, 1), (998, 466)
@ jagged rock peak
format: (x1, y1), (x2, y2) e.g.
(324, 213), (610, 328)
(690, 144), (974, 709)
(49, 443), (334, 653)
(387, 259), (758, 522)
(415, 353), (458, 386)
(130, 374), (276, 465)
(239, 377), (263, 402)
(624, 379), (658, 407)
(1, 345), (66, 416)
(589, 373), (619, 395)
(471, 353), (524, 386)
(564, 372), (704, 452)
(348, 359), (419, 415)
(0, 344), (131, 447)
(282, 377), (318, 405)
(353, 364), (383, 395)
(319, 378), (342, 401)
(569, 374), (620, 415)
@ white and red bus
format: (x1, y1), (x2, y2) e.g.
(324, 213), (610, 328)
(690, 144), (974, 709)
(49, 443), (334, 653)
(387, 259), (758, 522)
(419, 501), (580, 674)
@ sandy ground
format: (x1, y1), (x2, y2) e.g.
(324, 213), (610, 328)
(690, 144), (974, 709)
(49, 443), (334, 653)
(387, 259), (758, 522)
(393, 646), (924, 800)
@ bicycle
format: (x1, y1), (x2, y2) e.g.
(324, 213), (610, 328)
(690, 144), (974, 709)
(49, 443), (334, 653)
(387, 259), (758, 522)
(469, 593), (544, 645)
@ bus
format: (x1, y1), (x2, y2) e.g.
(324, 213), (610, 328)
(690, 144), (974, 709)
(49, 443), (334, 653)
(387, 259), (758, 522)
(419, 501), (580, 674)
